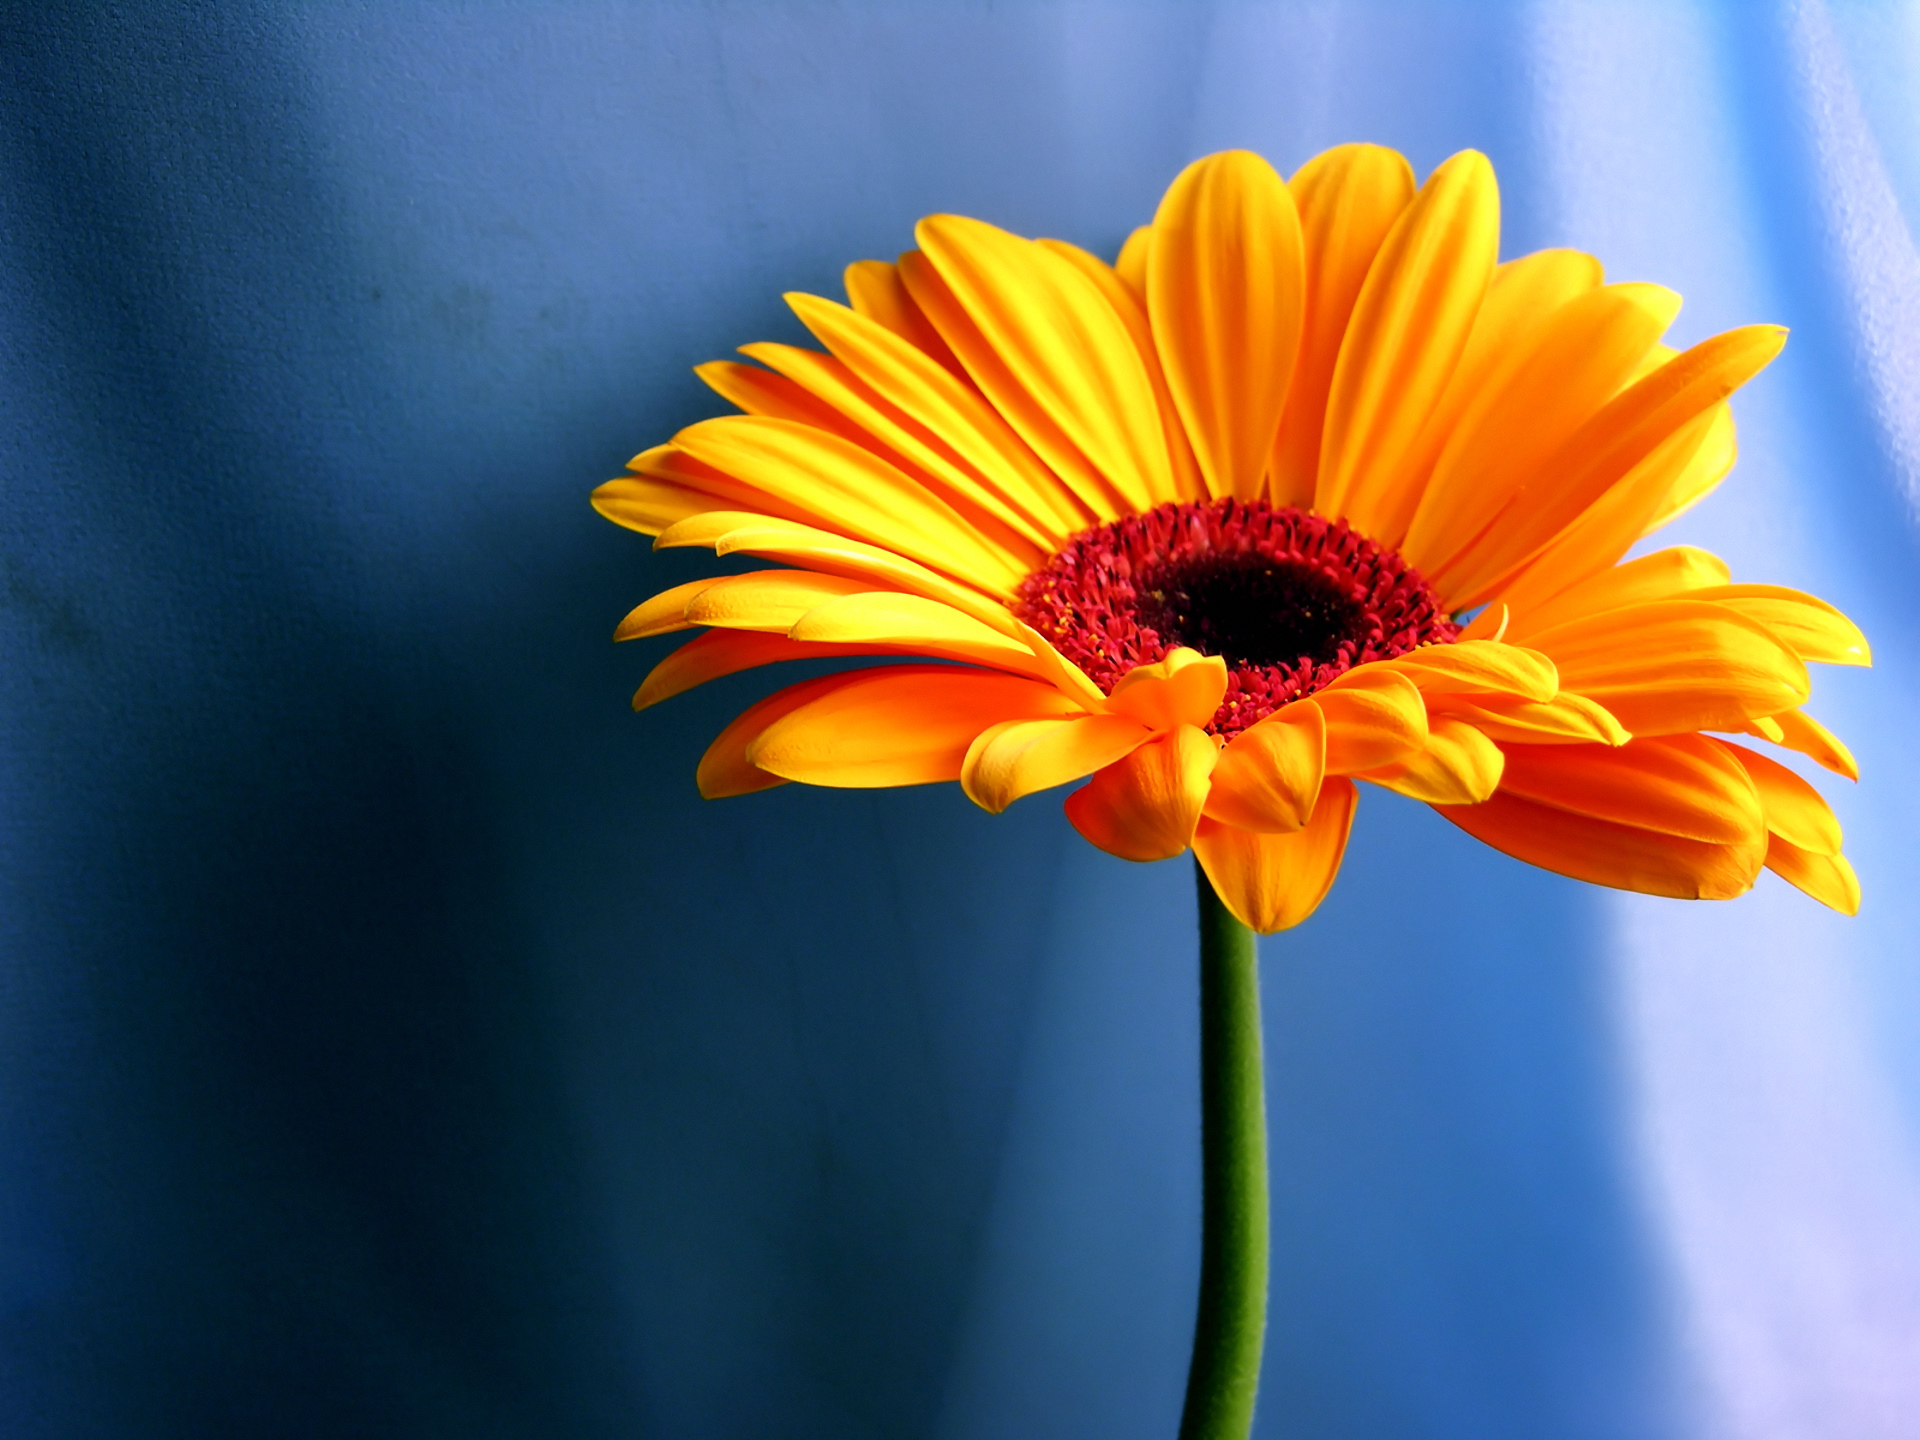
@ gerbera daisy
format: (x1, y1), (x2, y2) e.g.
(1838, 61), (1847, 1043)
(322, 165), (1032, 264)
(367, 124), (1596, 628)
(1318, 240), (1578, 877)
(596, 145), (1867, 934)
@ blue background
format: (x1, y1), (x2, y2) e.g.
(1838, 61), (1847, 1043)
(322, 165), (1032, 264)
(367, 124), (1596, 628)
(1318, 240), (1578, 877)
(6, 3), (1919, 1436)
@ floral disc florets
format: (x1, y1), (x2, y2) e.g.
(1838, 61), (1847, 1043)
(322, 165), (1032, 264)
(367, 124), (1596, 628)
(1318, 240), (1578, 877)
(1014, 499), (1459, 736)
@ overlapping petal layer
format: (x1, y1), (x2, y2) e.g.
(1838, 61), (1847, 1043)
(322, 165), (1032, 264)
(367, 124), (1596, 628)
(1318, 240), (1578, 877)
(599, 144), (1866, 932)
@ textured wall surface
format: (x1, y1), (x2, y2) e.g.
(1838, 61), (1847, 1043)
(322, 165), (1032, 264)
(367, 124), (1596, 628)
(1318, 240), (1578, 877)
(4, 3), (1918, 1437)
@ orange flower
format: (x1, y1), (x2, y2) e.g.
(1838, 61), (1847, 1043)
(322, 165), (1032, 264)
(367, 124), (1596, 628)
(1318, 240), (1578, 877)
(596, 145), (1867, 932)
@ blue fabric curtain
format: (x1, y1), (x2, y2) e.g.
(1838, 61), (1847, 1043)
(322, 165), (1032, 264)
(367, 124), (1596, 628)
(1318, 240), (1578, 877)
(5, 3), (1918, 1435)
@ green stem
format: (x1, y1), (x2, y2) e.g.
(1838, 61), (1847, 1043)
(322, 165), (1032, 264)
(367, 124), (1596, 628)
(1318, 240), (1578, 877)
(1178, 859), (1269, 1440)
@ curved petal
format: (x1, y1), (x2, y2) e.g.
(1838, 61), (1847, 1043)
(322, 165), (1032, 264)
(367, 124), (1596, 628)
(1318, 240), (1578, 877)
(1760, 708), (1859, 781)
(1192, 779), (1359, 933)
(961, 713), (1153, 814)
(1688, 585), (1872, 667)
(1148, 150), (1306, 501)
(636, 629), (877, 712)
(1064, 725), (1219, 861)
(1315, 150), (1499, 535)
(1404, 282), (1680, 570)
(1269, 143), (1416, 508)
(1315, 668), (1428, 772)
(684, 570), (870, 631)
(1502, 544), (1732, 641)
(1115, 225), (1152, 301)
(1495, 734), (1765, 846)
(1719, 741), (1843, 855)
(1038, 238), (1206, 501)
(1764, 833), (1861, 914)
(616, 578), (720, 641)
(1427, 692), (1629, 746)
(1434, 325), (1787, 607)
(1108, 648), (1230, 730)
(748, 666), (1086, 789)
(788, 591), (1043, 671)
(787, 291), (1088, 539)
(695, 358), (873, 439)
(916, 213), (1173, 512)
(1527, 599), (1810, 735)
(674, 415), (1027, 593)
(696, 671), (859, 799)
(1436, 789), (1765, 900)
(1202, 702), (1326, 833)
(842, 257), (965, 375)
(1361, 715), (1503, 804)
(1372, 639), (1557, 702)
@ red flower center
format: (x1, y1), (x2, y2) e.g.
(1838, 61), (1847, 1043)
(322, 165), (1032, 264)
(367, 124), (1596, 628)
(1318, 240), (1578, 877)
(1013, 499), (1459, 736)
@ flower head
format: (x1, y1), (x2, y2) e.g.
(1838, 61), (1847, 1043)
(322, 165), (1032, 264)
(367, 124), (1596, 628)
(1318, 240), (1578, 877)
(596, 146), (1867, 932)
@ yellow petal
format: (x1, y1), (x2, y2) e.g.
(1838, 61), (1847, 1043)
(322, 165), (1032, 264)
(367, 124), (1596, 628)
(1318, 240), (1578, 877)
(1361, 715), (1503, 805)
(697, 671), (854, 798)
(1719, 741), (1843, 855)
(749, 666), (1085, 788)
(786, 291), (1088, 539)
(1148, 150), (1305, 501)
(1405, 282), (1680, 572)
(843, 257), (965, 375)
(1437, 789), (1764, 900)
(1269, 144), (1417, 509)
(684, 570), (870, 631)
(1115, 225), (1152, 302)
(1641, 400), (1740, 534)
(1763, 833), (1861, 914)
(1503, 544), (1732, 642)
(1427, 691), (1629, 746)
(695, 358), (864, 435)
(1437, 325), (1787, 607)
(1202, 702), (1327, 833)
(1038, 237), (1206, 501)
(1478, 407), (1735, 622)
(591, 474), (716, 537)
(960, 713), (1153, 814)
(674, 415), (1027, 593)
(787, 591), (1041, 670)
(636, 629), (863, 712)
(615, 578), (719, 641)
(1064, 725), (1219, 861)
(1385, 249), (1607, 533)
(1687, 585), (1872, 667)
(1374, 639), (1557, 702)
(1762, 708), (1859, 781)
(739, 338), (1056, 558)
(1107, 647), (1230, 731)
(1315, 150), (1499, 536)
(1495, 734), (1764, 846)
(915, 213), (1173, 512)
(1192, 779), (1359, 933)
(1528, 599), (1810, 735)
(1315, 667), (1428, 772)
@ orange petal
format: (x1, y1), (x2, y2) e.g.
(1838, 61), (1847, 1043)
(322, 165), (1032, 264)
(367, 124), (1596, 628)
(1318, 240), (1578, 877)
(1404, 282), (1680, 574)
(1107, 647), (1230, 730)
(1527, 599), (1809, 735)
(1436, 789), (1764, 900)
(960, 713), (1152, 814)
(1427, 691), (1629, 746)
(1437, 325), (1787, 607)
(1762, 708), (1859, 781)
(748, 665), (1085, 789)
(1038, 237), (1206, 501)
(1192, 779), (1359, 933)
(1269, 144), (1417, 509)
(1687, 585), (1872, 667)
(1315, 667), (1428, 772)
(696, 671), (858, 798)
(684, 570), (870, 631)
(1495, 734), (1764, 846)
(1763, 833), (1861, 914)
(1115, 225), (1152, 301)
(1360, 715), (1503, 805)
(615, 578), (720, 641)
(1719, 741), (1843, 855)
(1315, 151), (1499, 537)
(1202, 702), (1327, 833)
(1502, 545), (1732, 641)
(1374, 639), (1557, 701)
(1148, 150), (1306, 501)
(695, 358), (870, 438)
(1064, 725), (1219, 861)
(637, 630), (872, 712)
(843, 257), (965, 375)
(916, 213), (1174, 511)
